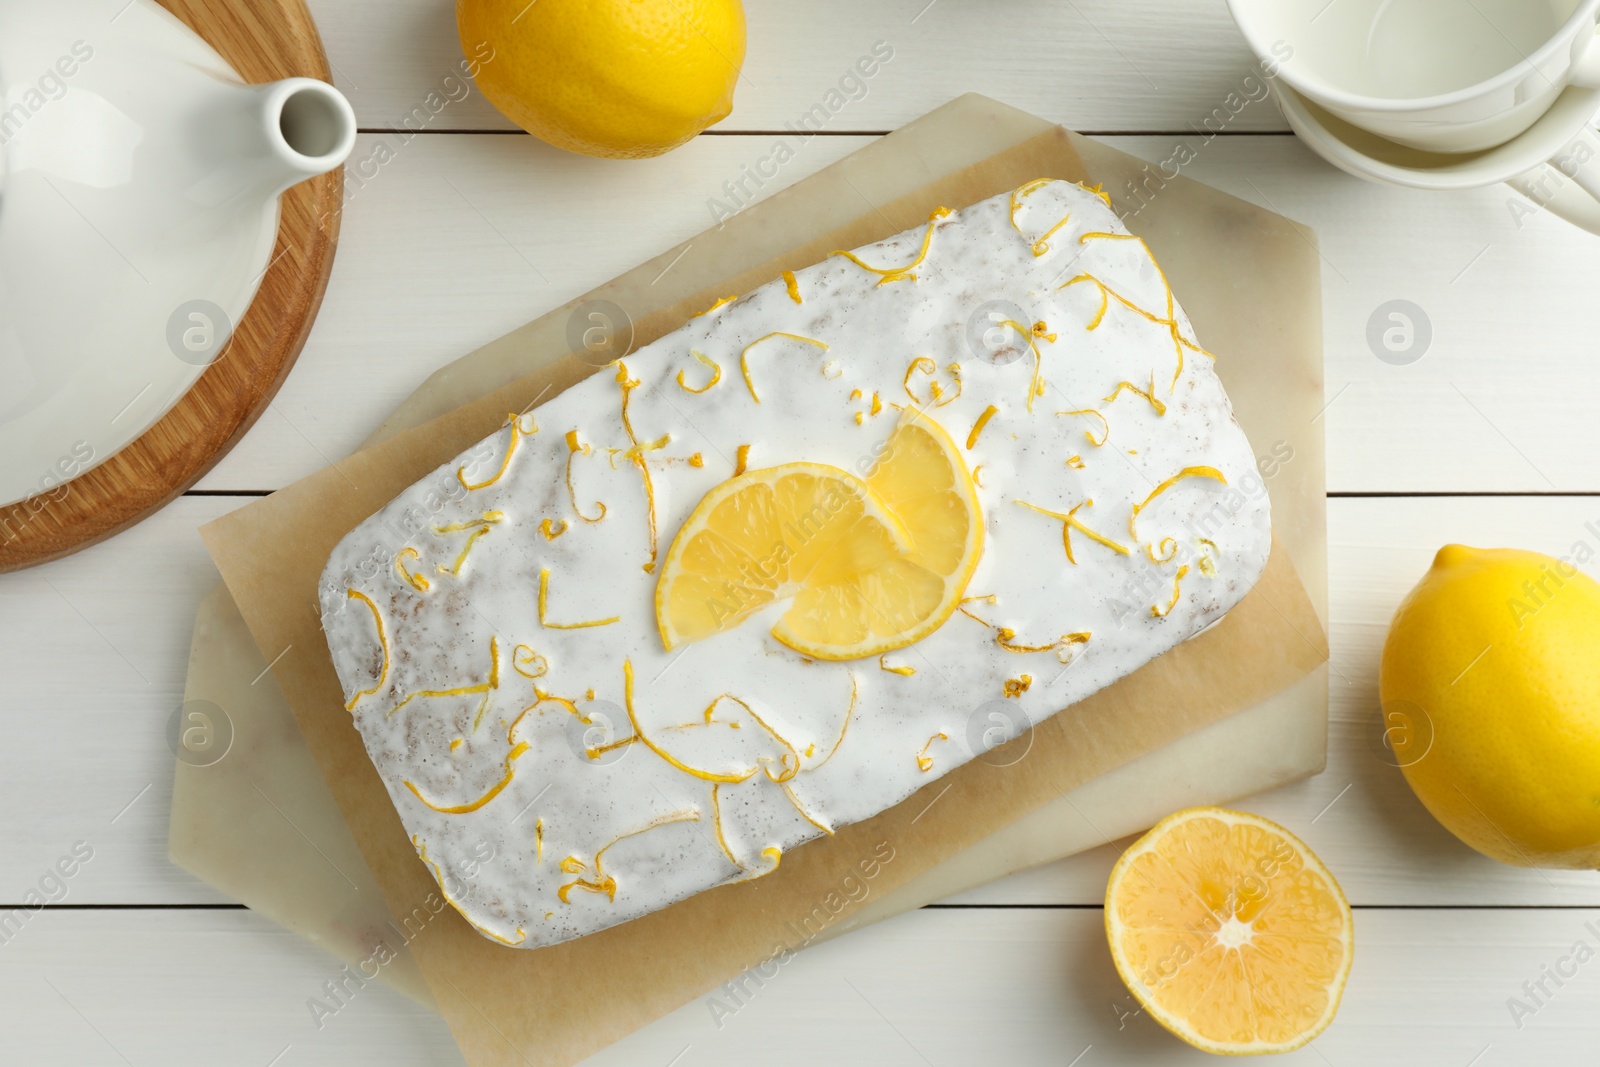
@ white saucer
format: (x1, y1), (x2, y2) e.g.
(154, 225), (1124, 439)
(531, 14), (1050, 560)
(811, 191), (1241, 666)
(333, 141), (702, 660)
(1273, 80), (1600, 236)
(1274, 79), (1600, 188)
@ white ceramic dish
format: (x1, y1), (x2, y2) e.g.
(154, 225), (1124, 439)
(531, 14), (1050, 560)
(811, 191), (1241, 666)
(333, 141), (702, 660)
(1274, 81), (1600, 235)
(0, 0), (354, 508)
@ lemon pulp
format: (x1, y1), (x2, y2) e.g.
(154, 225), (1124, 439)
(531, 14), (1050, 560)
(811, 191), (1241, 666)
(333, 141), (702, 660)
(656, 409), (982, 660)
(1104, 807), (1353, 1055)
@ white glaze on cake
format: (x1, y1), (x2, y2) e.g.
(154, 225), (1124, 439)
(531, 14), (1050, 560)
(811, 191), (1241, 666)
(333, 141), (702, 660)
(318, 180), (1273, 948)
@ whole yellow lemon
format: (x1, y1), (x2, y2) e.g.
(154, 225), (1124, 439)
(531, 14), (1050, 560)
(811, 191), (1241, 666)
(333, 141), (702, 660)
(1380, 544), (1600, 868)
(456, 0), (746, 159)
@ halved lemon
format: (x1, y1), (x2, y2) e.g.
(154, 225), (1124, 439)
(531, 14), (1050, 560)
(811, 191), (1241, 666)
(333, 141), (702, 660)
(1105, 807), (1353, 1056)
(655, 408), (982, 660)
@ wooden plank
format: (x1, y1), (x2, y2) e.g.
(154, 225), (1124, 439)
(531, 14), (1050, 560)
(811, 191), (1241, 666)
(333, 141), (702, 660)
(1150, 135), (1600, 495)
(1, 906), (1593, 1064)
(0, 496), (238, 906)
(0, 909), (455, 1066)
(307, 0), (1287, 135)
(5, 495), (1600, 907)
(190, 133), (1600, 496)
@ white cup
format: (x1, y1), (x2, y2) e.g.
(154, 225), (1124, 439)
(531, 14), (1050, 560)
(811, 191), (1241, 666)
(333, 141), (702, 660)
(1226, 0), (1600, 152)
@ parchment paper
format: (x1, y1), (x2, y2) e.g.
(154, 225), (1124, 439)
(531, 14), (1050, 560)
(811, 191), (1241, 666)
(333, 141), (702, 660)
(199, 97), (1328, 1067)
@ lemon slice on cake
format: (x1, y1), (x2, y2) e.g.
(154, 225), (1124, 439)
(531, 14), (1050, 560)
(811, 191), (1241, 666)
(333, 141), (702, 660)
(1105, 807), (1353, 1055)
(656, 408), (982, 660)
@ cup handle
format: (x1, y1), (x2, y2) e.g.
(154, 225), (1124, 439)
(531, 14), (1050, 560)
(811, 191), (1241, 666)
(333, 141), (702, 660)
(1572, 25), (1600, 87)
(1504, 125), (1600, 237)
(1507, 166), (1600, 236)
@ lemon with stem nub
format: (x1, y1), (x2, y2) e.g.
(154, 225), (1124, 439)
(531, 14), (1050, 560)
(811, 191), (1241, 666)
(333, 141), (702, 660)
(457, 0), (746, 159)
(1381, 544), (1600, 868)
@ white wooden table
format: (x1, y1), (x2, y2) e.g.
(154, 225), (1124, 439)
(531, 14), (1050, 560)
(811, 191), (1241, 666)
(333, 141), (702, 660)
(4, 2), (1599, 1063)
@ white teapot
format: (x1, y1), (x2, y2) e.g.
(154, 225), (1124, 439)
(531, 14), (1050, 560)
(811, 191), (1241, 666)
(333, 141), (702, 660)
(0, 0), (355, 507)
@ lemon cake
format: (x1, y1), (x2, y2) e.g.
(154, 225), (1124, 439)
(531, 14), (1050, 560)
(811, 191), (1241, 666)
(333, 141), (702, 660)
(319, 179), (1273, 949)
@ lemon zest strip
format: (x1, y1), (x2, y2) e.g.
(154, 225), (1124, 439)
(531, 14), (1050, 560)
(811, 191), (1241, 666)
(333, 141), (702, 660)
(903, 359), (926, 397)
(586, 735), (638, 760)
(703, 693), (802, 784)
(387, 636), (500, 719)
(1056, 408), (1109, 447)
(992, 319), (1055, 412)
(396, 548), (430, 593)
(616, 364), (665, 573)
(997, 629), (1092, 663)
(432, 511), (506, 576)
(413, 836), (525, 945)
(558, 808), (701, 904)
(740, 332), (829, 403)
(714, 833), (784, 883)
(782, 269), (802, 303)
(878, 654), (916, 676)
(676, 349), (722, 394)
(734, 444), (750, 476)
(404, 741), (529, 814)
(966, 405), (998, 449)
(538, 518), (568, 541)
(623, 659), (756, 784)
(957, 593), (998, 627)
(511, 643), (548, 680)
(1079, 181), (1114, 209)
(507, 689), (625, 761)
(1003, 675), (1033, 698)
(456, 412), (537, 491)
(694, 295), (738, 317)
(344, 588), (389, 711)
(539, 568), (619, 629)
(1015, 498), (1130, 563)
(780, 781), (835, 835)
(1058, 632), (1092, 663)
(731, 846), (783, 883)
(564, 430), (608, 523)
(1008, 178), (1073, 256)
(710, 783), (742, 868)
(1197, 538), (1220, 576)
(902, 356), (964, 408)
(1060, 269), (1214, 373)
(916, 732), (949, 772)
(1061, 270), (1211, 371)
(1146, 538), (1179, 564)
(831, 207), (951, 284)
(1152, 564), (1191, 618)
(808, 674), (859, 771)
(995, 629), (1056, 653)
(1128, 466), (1228, 542)
(1075, 234), (1216, 390)
(1104, 374), (1168, 416)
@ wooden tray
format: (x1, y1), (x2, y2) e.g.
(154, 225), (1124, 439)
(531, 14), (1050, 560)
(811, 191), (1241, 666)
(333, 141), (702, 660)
(0, 0), (342, 572)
